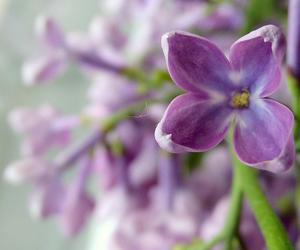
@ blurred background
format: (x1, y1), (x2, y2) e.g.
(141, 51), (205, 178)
(0, 0), (100, 249)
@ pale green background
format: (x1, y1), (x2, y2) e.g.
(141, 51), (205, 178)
(0, 0), (101, 249)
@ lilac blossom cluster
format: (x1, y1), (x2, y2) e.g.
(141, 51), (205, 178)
(4, 0), (300, 249)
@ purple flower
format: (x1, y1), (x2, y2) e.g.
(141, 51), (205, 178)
(8, 105), (78, 156)
(29, 174), (66, 219)
(155, 25), (295, 172)
(22, 16), (125, 85)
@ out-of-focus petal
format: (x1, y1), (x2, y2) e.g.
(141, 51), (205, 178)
(162, 31), (232, 95)
(22, 52), (68, 85)
(155, 93), (233, 153)
(129, 135), (158, 188)
(60, 158), (95, 237)
(234, 99), (294, 166)
(60, 190), (95, 237)
(229, 25), (286, 97)
(8, 105), (57, 134)
(35, 16), (66, 48)
(29, 177), (65, 219)
(3, 158), (49, 185)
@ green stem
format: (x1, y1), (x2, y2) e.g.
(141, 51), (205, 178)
(122, 68), (172, 93)
(189, 151), (243, 250)
(287, 73), (300, 231)
(199, 234), (226, 250)
(288, 74), (300, 139)
(223, 164), (243, 250)
(101, 91), (179, 132)
(232, 154), (294, 250)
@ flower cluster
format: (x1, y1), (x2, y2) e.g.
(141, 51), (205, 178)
(4, 0), (300, 249)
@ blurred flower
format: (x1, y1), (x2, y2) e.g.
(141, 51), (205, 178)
(29, 174), (66, 219)
(3, 157), (50, 185)
(59, 158), (95, 237)
(22, 16), (125, 85)
(155, 25), (294, 172)
(198, 3), (244, 32)
(8, 105), (78, 156)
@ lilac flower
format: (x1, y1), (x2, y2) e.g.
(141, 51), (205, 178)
(8, 105), (78, 156)
(3, 157), (50, 185)
(198, 3), (244, 32)
(59, 158), (95, 237)
(200, 197), (265, 250)
(87, 72), (140, 112)
(89, 186), (201, 250)
(29, 174), (66, 219)
(155, 25), (295, 172)
(22, 16), (125, 85)
(187, 146), (231, 209)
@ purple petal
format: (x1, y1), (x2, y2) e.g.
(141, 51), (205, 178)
(29, 177), (65, 218)
(22, 53), (68, 85)
(256, 135), (295, 173)
(162, 31), (232, 95)
(35, 16), (66, 48)
(229, 25), (286, 97)
(60, 190), (95, 237)
(155, 93), (233, 153)
(60, 158), (95, 236)
(129, 134), (158, 188)
(3, 158), (49, 185)
(234, 99), (294, 166)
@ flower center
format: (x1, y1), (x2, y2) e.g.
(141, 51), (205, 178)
(231, 91), (250, 109)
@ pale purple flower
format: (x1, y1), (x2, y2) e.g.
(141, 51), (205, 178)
(35, 15), (66, 49)
(200, 197), (265, 250)
(155, 25), (295, 172)
(3, 157), (50, 185)
(92, 123), (159, 192)
(22, 52), (68, 85)
(59, 158), (95, 237)
(198, 3), (244, 32)
(29, 175), (66, 219)
(8, 105), (78, 156)
(90, 187), (200, 250)
(22, 16), (125, 85)
(87, 72), (140, 112)
(187, 146), (231, 209)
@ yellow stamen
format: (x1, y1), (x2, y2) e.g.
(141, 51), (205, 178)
(231, 91), (250, 109)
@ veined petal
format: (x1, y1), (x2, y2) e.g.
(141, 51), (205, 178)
(234, 99), (294, 166)
(155, 93), (233, 153)
(162, 31), (233, 96)
(229, 25), (285, 97)
(256, 135), (295, 173)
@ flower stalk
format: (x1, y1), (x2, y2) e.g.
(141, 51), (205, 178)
(232, 152), (295, 250)
(222, 162), (243, 250)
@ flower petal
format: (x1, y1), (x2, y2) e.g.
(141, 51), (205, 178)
(229, 25), (286, 97)
(22, 52), (68, 85)
(257, 135), (295, 173)
(162, 31), (232, 95)
(155, 93), (233, 153)
(233, 99), (294, 166)
(35, 16), (66, 48)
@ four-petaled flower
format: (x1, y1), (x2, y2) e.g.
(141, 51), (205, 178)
(155, 25), (295, 173)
